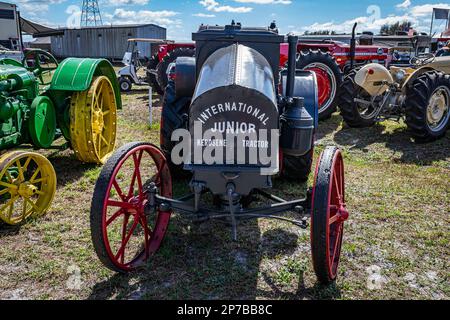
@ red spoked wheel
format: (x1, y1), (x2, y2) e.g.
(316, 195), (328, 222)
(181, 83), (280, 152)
(311, 146), (348, 284)
(90, 142), (172, 273)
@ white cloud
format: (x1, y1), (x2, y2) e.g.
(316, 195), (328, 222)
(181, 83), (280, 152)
(192, 13), (216, 18)
(106, 8), (181, 28)
(199, 0), (253, 13)
(410, 3), (450, 17)
(234, 0), (291, 4)
(102, 0), (149, 6)
(300, 2), (450, 35)
(14, 0), (67, 15)
(396, 0), (411, 9)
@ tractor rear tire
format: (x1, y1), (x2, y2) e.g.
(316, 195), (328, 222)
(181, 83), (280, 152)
(157, 47), (195, 91)
(282, 150), (314, 182)
(405, 71), (450, 142)
(147, 53), (164, 95)
(297, 50), (342, 121)
(338, 69), (377, 128)
(160, 80), (191, 174)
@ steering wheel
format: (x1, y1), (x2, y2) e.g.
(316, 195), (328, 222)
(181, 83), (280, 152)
(410, 52), (435, 67)
(22, 49), (59, 85)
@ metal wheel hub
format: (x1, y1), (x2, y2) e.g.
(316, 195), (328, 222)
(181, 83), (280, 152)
(427, 87), (449, 131)
(92, 109), (105, 135)
(18, 182), (38, 198)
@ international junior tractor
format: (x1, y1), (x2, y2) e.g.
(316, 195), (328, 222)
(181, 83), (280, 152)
(0, 49), (120, 225)
(339, 53), (450, 141)
(90, 23), (349, 284)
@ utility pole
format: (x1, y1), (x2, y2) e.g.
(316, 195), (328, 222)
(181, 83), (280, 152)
(80, 0), (103, 27)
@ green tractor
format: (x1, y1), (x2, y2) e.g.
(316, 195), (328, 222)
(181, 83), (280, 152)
(0, 49), (121, 225)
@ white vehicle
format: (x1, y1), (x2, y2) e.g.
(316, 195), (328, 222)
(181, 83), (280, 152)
(117, 38), (166, 92)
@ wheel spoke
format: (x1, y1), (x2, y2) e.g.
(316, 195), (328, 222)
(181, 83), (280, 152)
(31, 177), (47, 184)
(329, 211), (339, 225)
(100, 135), (109, 146)
(112, 179), (127, 202)
(333, 172), (342, 201)
(106, 209), (126, 226)
(115, 216), (139, 263)
(119, 214), (129, 264)
(24, 198), (39, 212)
(330, 223), (343, 266)
(0, 182), (17, 190)
(0, 195), (19, 213)
(128, 151), (144, 198)
(22, 157), (32, 172)
(132, 152), (144, 198)
(107, 200), (135, 210)
(5, 170), (13, 183)
(30, 168), (41, 183)
(16, 160), (24, 182)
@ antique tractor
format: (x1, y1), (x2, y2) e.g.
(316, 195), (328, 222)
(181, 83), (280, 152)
(90, 23), (349, 284)
(339, 53), (450, 141)
(0, 49), (120, 225)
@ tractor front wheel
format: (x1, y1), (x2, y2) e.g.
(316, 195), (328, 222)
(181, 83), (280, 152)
(90, 142), (172, 273)
(297, 50), (343, 120)
(0, 151), (56, 225)
(311, 146), (348, 285)
(405, 71), (450, 142)
(70, 76), (117, 164)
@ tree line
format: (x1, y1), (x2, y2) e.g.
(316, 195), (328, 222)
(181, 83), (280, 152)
(303, 21), (415, 36)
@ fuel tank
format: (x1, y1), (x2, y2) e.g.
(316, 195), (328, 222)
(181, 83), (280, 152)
(188, 43), (279, 170)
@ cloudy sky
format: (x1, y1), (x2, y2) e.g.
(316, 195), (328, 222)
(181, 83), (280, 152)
(10, 0), (450, 40)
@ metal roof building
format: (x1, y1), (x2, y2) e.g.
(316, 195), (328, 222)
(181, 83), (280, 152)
(48, 24), (166, 60)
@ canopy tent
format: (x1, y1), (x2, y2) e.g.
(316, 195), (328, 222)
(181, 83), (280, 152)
(20, 17), (63, 37)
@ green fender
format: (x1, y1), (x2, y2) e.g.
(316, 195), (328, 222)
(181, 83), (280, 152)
(49, 58), (122, 109)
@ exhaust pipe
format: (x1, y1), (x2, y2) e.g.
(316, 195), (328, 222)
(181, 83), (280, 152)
(350, 23), (357, 71)
(286, 34), (298, 98)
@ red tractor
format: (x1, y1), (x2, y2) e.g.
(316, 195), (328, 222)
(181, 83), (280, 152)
(147, 42), (195, 95)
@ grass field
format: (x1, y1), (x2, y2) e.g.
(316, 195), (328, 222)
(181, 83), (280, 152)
(0, 88), (448, 300)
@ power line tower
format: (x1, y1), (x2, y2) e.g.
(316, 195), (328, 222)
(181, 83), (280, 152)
(80, 0), (103, 27)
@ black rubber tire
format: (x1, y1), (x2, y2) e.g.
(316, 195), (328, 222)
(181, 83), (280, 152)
(157, 47), (195, 91)
(119, 76), (132, 92)
(160, 80), (191, 173)
(147, 53), (164, 95)
(405, 71), (450, 142)
(311, 146), (344, 285)
(282, 149), (313, 182)
(90, 142), (152, 273)
(338, 69), (377, 128)
(297, 50), (343, 120)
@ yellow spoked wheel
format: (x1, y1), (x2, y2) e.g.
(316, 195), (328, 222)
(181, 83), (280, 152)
(0, 151), (56, 225)
(70, 76), (117, 164)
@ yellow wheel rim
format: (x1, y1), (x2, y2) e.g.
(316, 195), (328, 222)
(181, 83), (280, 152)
(70, 76), (117, 164)
(0, 151), (56, 225)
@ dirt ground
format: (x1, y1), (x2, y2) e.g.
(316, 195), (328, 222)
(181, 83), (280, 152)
(0, 89), (448, 300)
